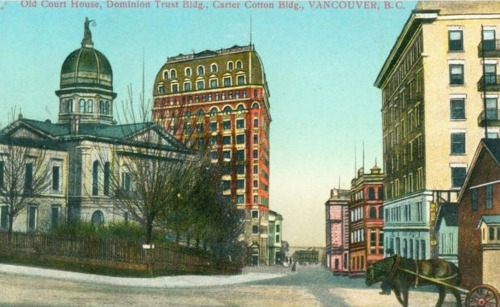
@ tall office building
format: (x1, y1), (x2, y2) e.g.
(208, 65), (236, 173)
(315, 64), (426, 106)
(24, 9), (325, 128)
(375, 1), (500, 260)
(152, 45), (271, 265)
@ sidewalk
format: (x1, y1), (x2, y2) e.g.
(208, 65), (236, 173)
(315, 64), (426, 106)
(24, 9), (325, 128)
(0, 263), (291, 288)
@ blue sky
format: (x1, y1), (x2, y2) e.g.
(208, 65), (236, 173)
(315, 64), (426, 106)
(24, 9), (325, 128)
(0, 1), (415, 246)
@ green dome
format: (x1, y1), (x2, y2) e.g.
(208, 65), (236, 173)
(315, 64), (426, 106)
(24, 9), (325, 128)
(61, 47), (112, 76)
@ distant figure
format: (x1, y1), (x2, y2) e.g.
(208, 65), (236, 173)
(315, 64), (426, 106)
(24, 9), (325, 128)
(291, 260), (297, 272)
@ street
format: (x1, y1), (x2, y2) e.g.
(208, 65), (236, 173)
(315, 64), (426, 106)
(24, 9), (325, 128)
(0, 264), (463, 307)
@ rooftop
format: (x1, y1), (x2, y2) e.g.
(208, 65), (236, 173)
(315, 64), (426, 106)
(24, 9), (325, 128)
(167, 45), (254, 63)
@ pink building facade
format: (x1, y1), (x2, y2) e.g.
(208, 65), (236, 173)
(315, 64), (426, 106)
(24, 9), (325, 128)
(325, 188), (350, 275)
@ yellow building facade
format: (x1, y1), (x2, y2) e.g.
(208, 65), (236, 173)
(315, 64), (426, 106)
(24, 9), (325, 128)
(375, 1), (500, 260)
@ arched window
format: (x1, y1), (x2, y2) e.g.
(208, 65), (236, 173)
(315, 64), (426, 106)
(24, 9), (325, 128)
(91, 210), (104, 227)
(185, 67), (191, 77)
(92, 161), (99, 196)
(369, 207), (377, 219)
(211, 63), (218, 73)
(171, 70), (177, 79)
(379, 207), (384, 219)
(378, 188), (384, 200)
(197, 66), (204, 75)
(196, 109), (205, 116)
(252, 102), (260, 109)
(87, 99), (93, 113)
(368, 187), (376, 200)
(236, 60), (242, 69)
(210, 107), (218, 116)
(163, 70), (169, 80)
(67, 99), (73, 113)
(105, 101), (110, 115)
(79, 99), (86, 113)
(237, 105), (245, 112)
(223, 106), (232, 113)
(99, 100), (105, 114)
(103, 162), (110, 196)
(228, 61), (234, 71)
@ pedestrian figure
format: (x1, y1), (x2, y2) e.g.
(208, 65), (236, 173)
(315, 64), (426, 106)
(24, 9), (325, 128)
(291, 260), (297, 272)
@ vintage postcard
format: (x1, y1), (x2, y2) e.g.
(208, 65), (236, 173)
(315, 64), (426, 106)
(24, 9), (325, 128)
(0, 0), (499, 306)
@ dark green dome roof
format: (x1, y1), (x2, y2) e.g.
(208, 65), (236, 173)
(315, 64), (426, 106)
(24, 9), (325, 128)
(61, 47), (112, 76)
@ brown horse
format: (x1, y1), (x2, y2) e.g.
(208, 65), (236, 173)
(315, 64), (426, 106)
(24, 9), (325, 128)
(366, 254), (462, 307)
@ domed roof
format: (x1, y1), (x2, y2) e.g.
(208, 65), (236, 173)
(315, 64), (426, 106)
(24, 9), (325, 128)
(61, 47), (112, 76)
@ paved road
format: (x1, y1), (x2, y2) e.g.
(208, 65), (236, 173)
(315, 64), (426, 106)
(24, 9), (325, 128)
(0, 264), (463, 306)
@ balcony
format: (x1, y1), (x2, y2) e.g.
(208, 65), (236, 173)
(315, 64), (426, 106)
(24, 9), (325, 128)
(478, 109), (500, 127)
(478, 40), (500, 57)
(478, 75), (500, 92)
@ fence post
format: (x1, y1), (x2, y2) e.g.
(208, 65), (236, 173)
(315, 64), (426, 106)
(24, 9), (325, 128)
(142, 244), (155, 276)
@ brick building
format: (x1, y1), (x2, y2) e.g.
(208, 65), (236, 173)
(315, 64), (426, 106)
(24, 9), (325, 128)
(325, 188), (350, 275)
(458, 139), (500, 289)
(348, 165), (384, 276)
(151, 45), (272, 264)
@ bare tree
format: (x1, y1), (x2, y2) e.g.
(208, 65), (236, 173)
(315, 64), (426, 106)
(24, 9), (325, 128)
(0, 138), (52, 243)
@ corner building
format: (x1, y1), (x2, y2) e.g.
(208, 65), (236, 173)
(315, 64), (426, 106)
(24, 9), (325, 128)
(375, 1), (500, 261)
(152, 45), (271, 265)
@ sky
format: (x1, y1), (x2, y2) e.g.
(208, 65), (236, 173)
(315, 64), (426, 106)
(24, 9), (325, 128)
(0, 0), (416, 247)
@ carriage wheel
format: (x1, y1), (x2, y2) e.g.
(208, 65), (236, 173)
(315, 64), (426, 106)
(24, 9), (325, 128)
(466, 284), (500, 307)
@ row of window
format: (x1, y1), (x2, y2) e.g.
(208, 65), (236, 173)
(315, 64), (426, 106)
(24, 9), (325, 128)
(159, 75), (247, 94)
(64, 99), (111, 115)
(352, 187), (384, 201)
(210, 149), (259, 161)
(385, 201), (424, 223)
(163, 60), (244, 80)
(448, 28), (496, 52)
(0, 205), (61, 231)
(471, 184), (495, 211)
(351, 229), (364, 243)
(157, 89), (260, 106)
(386, 237), (426, 260)
(369, 229), (384, 255)
(0, 162), (62, 194)
(449, 62), (499, 86)
(451, 97), (499, 121)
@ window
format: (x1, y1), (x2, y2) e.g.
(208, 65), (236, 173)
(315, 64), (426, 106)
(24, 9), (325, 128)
(485, 64), (497, 85)
(237, 195), (244, 204)
(185, 67), (191, 77)
(369, 207), (377, 219)
(254, 180), (258, 187)
(483, 29), (496, 51)
(25, 163), (33, 194)
(0, 206), (7, 230)
(99, 100), (105, 114)
(223, 120), (231, 130)
(163, 70), (169, 79)
(210, 136), (217, 146)
(222, 180), (231, 190)
(196, 123), (204, 133)
(210, 122), (217, 132)
(449, 64), (464, 85)
(210, 151), (217, 160)
(253, 150), (258, 159)
(486, 185), (493, 209)
(252, 210), (259, 219)
(253, 134), (258, 143)
(122, 171), (131, 191)
(87, 99), (93, 113)
(451, 167), (466, 188)
(171, 70), (177, 79)
(236, 135), (245, 144)
(237, 75), (245, 85)
(28, 205), (37, 231)
(79, 99), (85, 113)
(52, 166), (60, 191)
(228, 62), (234, 71)
(236, 119), (245, 129)
(92, 161), (99, 196)
(252, 225), (259, 234)
(196, 80), (204, 90)
(67, 99), (73, 113)
(184, 82), (191, 91)
(236, 61), (242, 69)
(368, 187), (375, 200)
(236, 150), (245, 161)
(237, 180), (244, 189)
(450, 98), (465, 119)
(223, 106), (232, 113)
(490, 227), (495, 240)
(51, 206), (60, 229)
(91, 210), (104, 227)
(276, 235), (280, 243)
(224, 77), (231, 87)
(448, 30), (463, 51)
(237, 165), (245, 174)
(210, 79), (217, 89)
(254, 118), (259, 128)
(486, 98), (498, 120)
(105, 101), (110, 114)
(451, 132), (465, 154)
(172, 84), (178, 93)
(378, 188), (384, 200)
(223, 150), (231, 160)
(104, 162), (110, 196)
(211, 64), (217, 73)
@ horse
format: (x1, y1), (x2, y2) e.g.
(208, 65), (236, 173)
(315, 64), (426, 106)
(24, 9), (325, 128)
(365, 254), (462, 307)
